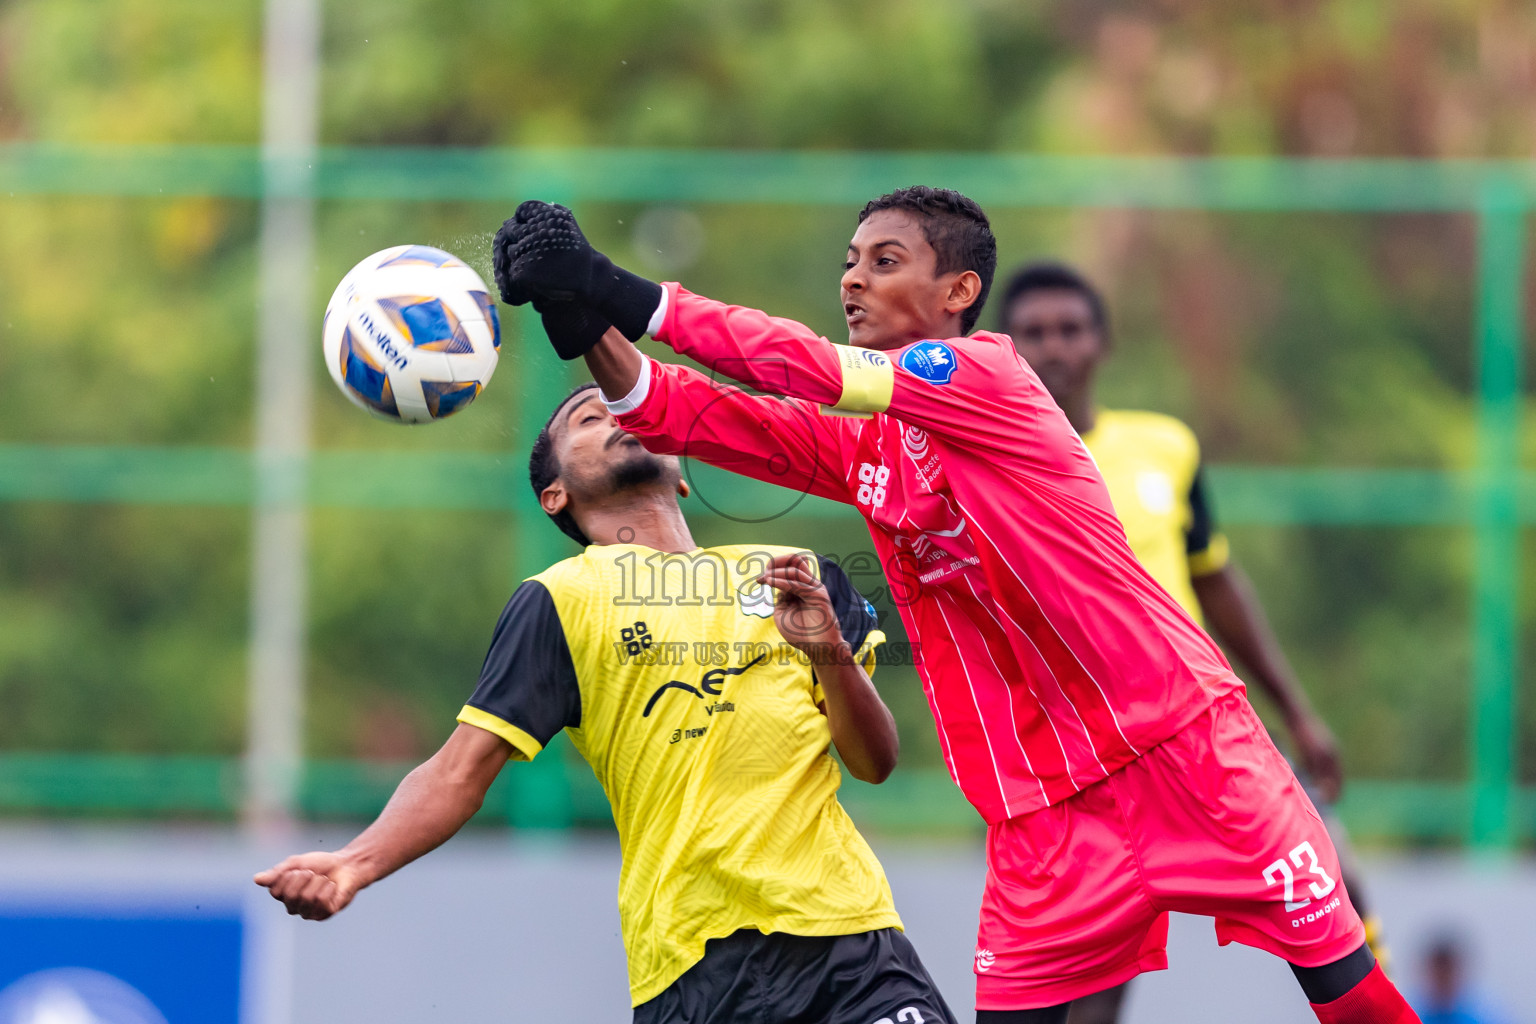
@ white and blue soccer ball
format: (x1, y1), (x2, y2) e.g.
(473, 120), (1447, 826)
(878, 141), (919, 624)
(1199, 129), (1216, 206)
(322, 244), (500, 424)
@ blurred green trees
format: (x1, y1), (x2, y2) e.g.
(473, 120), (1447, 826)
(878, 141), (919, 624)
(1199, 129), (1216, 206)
(0, 0), (1531, 797)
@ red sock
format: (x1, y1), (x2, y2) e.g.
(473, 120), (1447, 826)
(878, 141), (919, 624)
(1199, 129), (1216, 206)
(1310, 964), (1421, 1024)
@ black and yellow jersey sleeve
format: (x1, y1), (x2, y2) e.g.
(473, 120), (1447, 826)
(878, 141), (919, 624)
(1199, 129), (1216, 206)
(457, 580), (581, 761)
(817, 554), (882, 670)
(1184, 466), (1231, 578)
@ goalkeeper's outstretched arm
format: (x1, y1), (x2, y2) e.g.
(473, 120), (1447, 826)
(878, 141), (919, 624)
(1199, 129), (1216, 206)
(494, 200), (1034, 460)
(253, 724), (510, 920)
(583, 329), (859, 504)
(649, 286), (1035, 458)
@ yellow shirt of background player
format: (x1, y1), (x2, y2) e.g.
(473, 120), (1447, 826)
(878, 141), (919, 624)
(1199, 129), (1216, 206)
(457, 543), (897, 1006)
(1080, 409), (1230, 623)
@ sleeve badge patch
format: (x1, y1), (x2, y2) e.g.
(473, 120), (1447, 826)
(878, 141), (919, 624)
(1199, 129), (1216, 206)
(899, 341), (958, 385)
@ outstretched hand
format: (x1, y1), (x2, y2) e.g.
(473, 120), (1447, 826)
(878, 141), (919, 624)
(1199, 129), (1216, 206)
(491, 200), (663, 344)
(254, 851), (369, 921)
(492, 201), (596, 307)
(758, 552), (846, 662)
(533, 294), (614, 361)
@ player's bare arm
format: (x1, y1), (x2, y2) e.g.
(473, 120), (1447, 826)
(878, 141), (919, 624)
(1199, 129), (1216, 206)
(253, 723), (510, 920)
(1191, 564), (1342, 801)
(583, 326), (644, 404)
(759, 551), (898, 784)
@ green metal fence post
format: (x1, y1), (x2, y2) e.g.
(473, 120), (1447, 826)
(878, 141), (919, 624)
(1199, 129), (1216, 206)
(1469, 176), (1526, 848)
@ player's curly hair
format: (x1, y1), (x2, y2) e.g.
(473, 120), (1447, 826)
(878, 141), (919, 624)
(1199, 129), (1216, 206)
(529, 382), (603, 547)
(997, 261), (1111, 344)
(858, 186), (998, 334)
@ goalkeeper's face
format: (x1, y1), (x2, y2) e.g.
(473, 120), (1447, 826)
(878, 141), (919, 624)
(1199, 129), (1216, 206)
(842, 209), (979, 350)
(555, 393), (683, 506)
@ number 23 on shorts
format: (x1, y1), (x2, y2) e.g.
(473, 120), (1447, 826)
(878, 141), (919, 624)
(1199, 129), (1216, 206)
(1262, 840), (1337, 912)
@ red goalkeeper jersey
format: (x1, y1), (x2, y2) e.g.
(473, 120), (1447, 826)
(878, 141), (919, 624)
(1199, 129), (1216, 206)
(615, 286), (1238, 823)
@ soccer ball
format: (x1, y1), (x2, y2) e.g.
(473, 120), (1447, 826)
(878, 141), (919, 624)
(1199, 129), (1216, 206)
(322, 245), (500, 424)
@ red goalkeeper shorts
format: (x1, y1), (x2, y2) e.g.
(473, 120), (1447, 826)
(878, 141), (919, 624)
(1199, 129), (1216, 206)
(973, 689), (1365, 1011)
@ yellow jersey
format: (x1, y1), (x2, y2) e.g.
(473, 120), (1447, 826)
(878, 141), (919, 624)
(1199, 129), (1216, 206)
(457, 543), (899, 1006)
(1080, 409), (1229, 621)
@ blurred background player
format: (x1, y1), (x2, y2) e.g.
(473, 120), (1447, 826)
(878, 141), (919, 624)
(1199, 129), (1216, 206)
(1413, 933), (1511, 1024)
(1000, 260), (1389, 1024)
(493, 192), (1421, 1024)
(255, 384), (958, 1024)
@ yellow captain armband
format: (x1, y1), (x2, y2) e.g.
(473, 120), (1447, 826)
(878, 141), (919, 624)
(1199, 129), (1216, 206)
(828, 343), (895, 415)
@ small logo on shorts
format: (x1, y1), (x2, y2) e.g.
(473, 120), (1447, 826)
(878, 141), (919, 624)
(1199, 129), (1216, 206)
(974, 947), (996, 973)
(1292, 895), (1344, 929)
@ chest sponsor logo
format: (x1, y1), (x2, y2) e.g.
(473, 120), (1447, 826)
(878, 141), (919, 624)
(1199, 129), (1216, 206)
(902, 425), (930, 459)
(902, 425), (943, 486)
(738, 581), (776, 618)
(899, 341), (957, 385)
(855, 461), (890, 508)
(642, 652), (766, 718)
(616, 621), (654, 657)
(1135, 471), (1175, 515)
(885, 484), (976, 584)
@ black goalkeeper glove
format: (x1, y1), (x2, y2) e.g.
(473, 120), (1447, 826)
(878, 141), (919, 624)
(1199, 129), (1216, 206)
(533, 295), (613, 361)
(492, 200), (663, 345)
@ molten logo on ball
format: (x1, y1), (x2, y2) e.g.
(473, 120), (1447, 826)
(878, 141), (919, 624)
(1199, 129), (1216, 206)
(322, 245), (501, 424)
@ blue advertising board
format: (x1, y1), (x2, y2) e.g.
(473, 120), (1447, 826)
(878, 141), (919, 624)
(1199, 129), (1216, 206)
(0, 911), (242, 1024)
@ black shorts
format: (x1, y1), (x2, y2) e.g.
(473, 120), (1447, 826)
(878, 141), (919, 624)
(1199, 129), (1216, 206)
(633, 927), (958, 1024)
